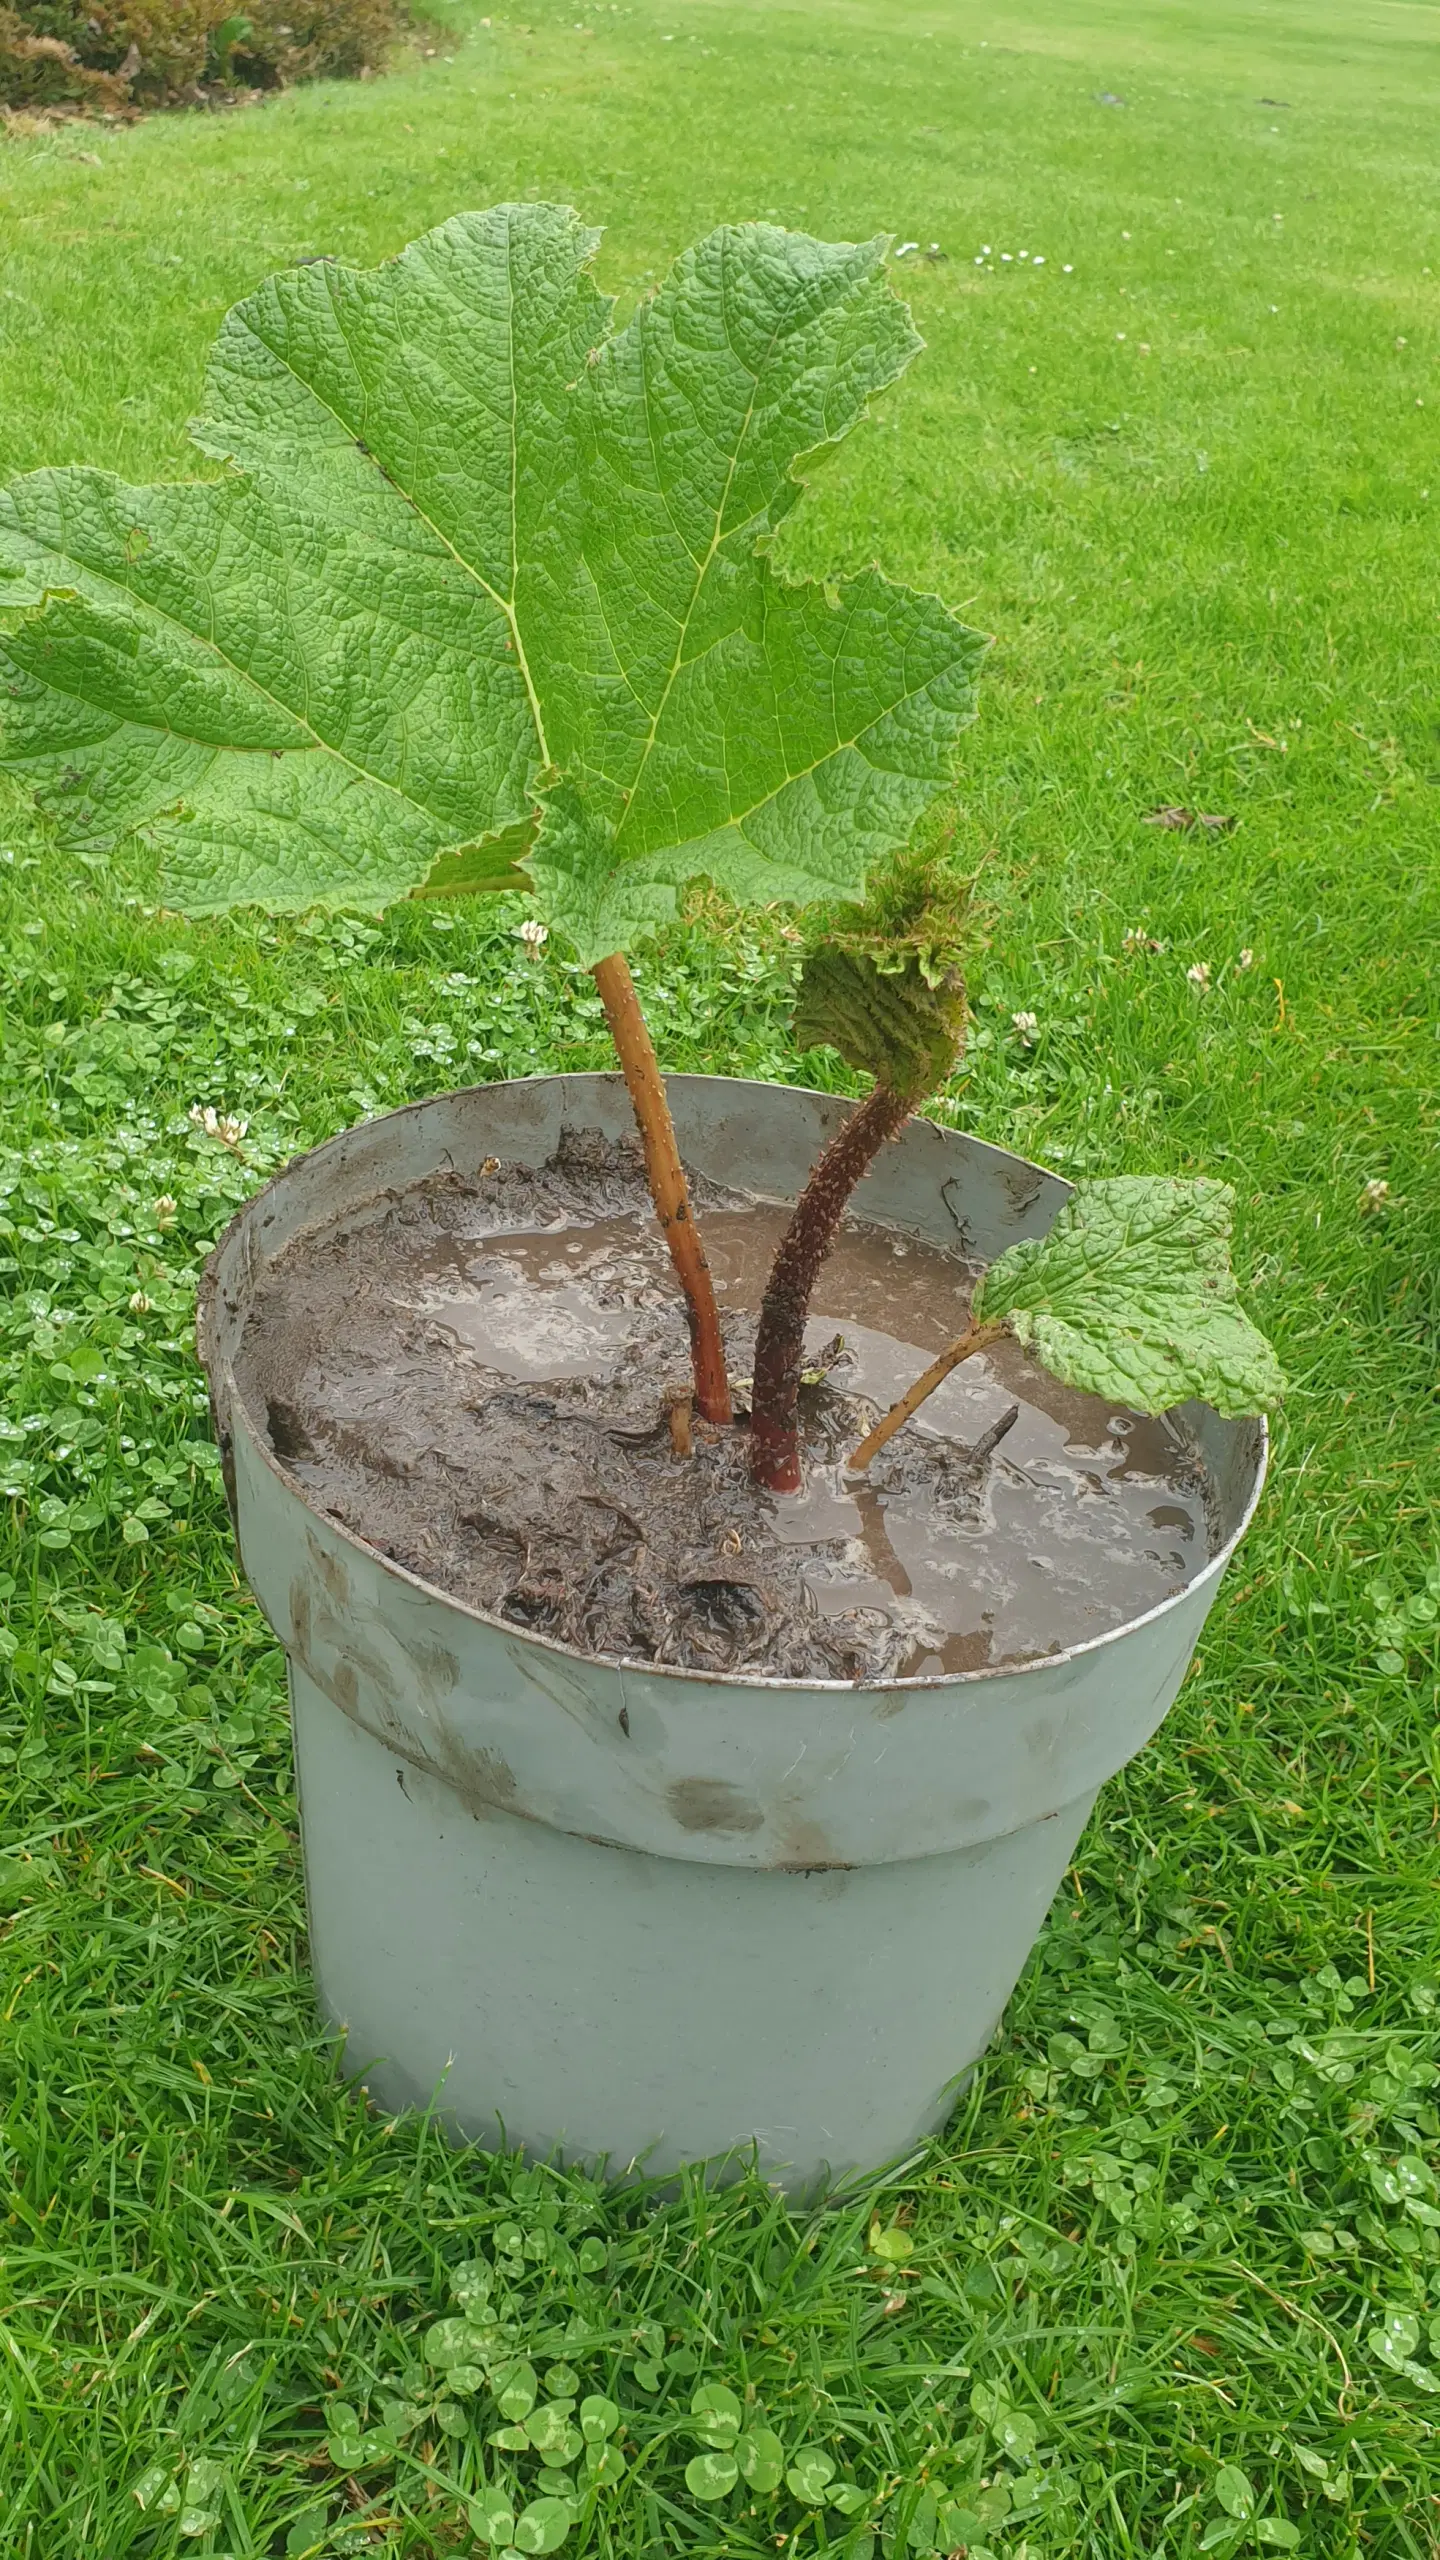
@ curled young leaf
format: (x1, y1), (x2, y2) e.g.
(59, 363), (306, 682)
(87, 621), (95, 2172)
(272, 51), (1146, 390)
(793, 940), (966, 1102)
(972, 1177), (1284, 1418)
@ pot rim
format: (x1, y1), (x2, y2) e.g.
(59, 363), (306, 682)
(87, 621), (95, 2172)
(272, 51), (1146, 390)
(202, 1071), (1271, 1699)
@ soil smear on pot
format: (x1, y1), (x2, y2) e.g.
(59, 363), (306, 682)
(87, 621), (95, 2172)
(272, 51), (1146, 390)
(236, 1131), (1219, 1684)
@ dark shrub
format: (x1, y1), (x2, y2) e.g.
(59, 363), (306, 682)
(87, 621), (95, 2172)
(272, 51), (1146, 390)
(2, 0), (398, 110)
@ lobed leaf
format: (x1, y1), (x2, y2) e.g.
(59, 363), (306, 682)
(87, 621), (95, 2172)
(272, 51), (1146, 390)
(972, 1177), (1284, 1418)
(0, 205), (984, 958)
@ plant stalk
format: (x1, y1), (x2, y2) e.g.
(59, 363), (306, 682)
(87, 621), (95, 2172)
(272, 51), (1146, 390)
(749, 1082), (913, 1493)
(591, 951), (733, 1427)
(847, 1319), (1004, 1472)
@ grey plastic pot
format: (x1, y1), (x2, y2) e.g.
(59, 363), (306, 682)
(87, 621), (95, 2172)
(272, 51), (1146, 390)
(200, 1073), (1266, 2193)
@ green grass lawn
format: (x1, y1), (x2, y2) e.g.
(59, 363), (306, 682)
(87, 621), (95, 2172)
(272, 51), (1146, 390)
(2, 0), (1439, 2552)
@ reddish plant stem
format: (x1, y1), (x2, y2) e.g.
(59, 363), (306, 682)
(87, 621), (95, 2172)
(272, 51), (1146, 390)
(591, 951), (732, 1426)
(749, 1082), (913, 1493)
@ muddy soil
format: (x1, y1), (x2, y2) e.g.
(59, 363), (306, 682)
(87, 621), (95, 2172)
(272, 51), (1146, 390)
(235, 1131), (1216, 1684)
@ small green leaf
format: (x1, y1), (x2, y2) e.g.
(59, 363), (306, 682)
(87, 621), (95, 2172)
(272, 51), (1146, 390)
(545, 2364), (580, 2398)
(132, 2463), (177, 2514)
(584, 2440), (627, 2487)
(973, 1177), (1284, 1418)
(996, 2409), (1038, 2464)
(737, 2426), (785, 2494)
(828, 2481), (871, 2516)
(1372, 2309), (1422, 2364)
(489, 2426), (532, 2452)
(524, 2406), (581, 2464)
(1214, 2465), (1256, 2521)
(686, 2450), (740, 2501)
(579, 2396), (620, 2443)
(469, 2487), (517, 2547)
(868, 2223), (912, 2265)
(511, 2494), (576, 2554)
(494, 2358), (539, 2421)
(285, 2512), (331, 2558)
(787, 2450), (837, 2503)
(324, 2404), (396, 2472)
(1256, 2523), (1302, 2550)
(425, 2316), (493, 2370)
(690, 2383), (742, 2448)
(576, 2238), (608, 2274)
(631, 2359), (661, 2393)
(450, 2258), (495, 2310)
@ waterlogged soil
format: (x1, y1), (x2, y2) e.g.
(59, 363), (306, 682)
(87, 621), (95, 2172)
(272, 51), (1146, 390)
(237, 1132), (1217, 1683)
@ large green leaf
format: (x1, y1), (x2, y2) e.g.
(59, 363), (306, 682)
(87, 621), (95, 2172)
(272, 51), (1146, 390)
(972, 1177), (1284, 1418)
(0, 205), (984, 960)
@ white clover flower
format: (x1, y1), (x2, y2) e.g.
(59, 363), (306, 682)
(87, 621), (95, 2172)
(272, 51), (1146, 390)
(981, 244), (992, 255)
(1033, 255), (1046, 266)
(1359, 1178), (1391, 1214)
(1186, 961), (1211, 993)
(128, 1290), (153, 1315)
(1011, 1009), (1039, 1044)
(152, 1194), (178, 1229)
(189, 1104), (249, 1148)
(1063, 262), (1074, 273)
(1123, 927), (1164, 954)
(1235, 948), (1255, 972)
(516, 917), (549, 949)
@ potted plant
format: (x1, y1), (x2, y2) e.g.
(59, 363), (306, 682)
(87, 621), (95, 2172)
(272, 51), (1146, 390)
(0, 205), (1280, 2188)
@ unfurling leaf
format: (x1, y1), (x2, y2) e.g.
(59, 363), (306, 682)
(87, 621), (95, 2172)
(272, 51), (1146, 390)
(793, 941), (965, 1101)
(972, 1177), (1284, 1417)
(0, 206), (983, 961)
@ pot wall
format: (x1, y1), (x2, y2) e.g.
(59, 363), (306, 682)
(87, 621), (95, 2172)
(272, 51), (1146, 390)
(202, 1075), (1267, 2189)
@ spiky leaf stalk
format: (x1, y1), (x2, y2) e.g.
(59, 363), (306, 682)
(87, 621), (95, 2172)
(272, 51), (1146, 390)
(749, 887), (967, 1491)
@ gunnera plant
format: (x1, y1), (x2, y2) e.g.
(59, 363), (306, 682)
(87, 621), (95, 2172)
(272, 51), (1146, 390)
(0, 202), (1282, 1505)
